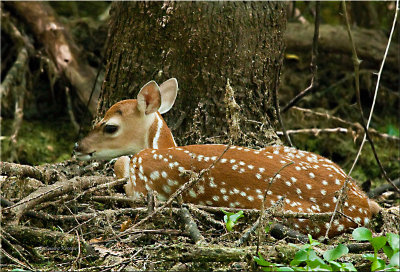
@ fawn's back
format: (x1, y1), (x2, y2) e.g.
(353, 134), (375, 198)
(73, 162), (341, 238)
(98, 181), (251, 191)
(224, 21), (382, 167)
(119, 144), (374, 238)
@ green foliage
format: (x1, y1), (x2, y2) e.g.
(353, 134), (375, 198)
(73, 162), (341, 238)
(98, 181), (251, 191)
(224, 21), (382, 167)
(1, 119), (76, 165)
(254, 228), (399, 271)
(352, 227), (373, 241)
(386, 124), (400, 137)
(254, 252), (294, 271)
(221, 209), (244, 232)
(352, 228), (400, 271)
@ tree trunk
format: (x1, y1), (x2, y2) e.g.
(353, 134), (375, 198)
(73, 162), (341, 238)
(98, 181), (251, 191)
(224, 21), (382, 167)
(99, 2), (287, 148)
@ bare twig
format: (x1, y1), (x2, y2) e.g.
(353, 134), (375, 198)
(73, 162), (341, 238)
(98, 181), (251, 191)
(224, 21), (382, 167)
(1, 248), (32, 271)
(89, 195), (143, 206)
(326, 0), (400, 239)
(71, 177), (128, 202)
(257, 161), (294, 253)
(71, 230), (82, 271)
(277, 127), (349, 136)
(0, 230), (33, 269)
(272, 52), (293, 147)
(342, 0), (400, 194)
(282, 1), (320, 113)
(290, 106), (400, 142)
(186, 203), (225, 229)
(65, 86), (80, 133)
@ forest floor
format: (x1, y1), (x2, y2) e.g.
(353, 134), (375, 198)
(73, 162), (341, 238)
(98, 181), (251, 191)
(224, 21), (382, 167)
(1, 153), (399, 271)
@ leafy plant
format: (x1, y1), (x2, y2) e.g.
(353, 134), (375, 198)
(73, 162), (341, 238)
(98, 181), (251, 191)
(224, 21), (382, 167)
(254, 227), (399, 271)
(221, 209), (244, 232)
(255, 234), (355, 271)
(254, 252), (294, 271)
(352, 227), (400, 271)
(289, 235), (356, 271)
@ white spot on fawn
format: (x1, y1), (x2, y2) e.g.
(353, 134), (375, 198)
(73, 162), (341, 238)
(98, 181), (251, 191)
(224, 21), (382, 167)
(150, 171), (160, 180)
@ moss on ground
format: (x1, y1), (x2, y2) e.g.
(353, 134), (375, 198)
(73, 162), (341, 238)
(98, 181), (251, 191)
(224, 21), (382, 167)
(1, 119), (76, 165)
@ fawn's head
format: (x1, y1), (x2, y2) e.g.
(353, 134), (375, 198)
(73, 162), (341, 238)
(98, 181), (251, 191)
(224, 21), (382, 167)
(74, 78), (178, 160)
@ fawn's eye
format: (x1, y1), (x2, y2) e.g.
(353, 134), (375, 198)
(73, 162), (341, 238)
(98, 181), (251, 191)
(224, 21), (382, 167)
(104, 124), (118, 134)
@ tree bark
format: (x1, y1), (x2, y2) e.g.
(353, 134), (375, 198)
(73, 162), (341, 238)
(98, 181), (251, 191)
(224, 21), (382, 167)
(99, 2), (287, 148)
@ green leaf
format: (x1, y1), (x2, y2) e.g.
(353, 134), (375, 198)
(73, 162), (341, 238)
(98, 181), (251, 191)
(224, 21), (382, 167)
(221, 209), (243, 231)
(342, 262), (357, 271)
(230, 210), (244, 223)
(383, 245), (394, 259)
(328, 260), (341, 270)
(371, 236), (387, 252)
(254, 252), (274, 267)
(291, 249), (308, 266)
(226, 220), (234, 232)
(307, 249), (321, 262)
(307, 234), (320, 246)
(371, 258), (385, 271)
(323, 244), (349, 261)
(363, 253), (376, 261)
(276, 267), (295, 271)
(352, 227), (372, 241)
(390, 252), (400, 267)
(387, 233), (400, 252)
(307, 257), (329, 270)
(265, 221), (273, 234)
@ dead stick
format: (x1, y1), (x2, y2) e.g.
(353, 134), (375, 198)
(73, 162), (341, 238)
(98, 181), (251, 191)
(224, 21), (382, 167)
(282, 1), (320, 113)
(178, 207), (207, 244)
(5, 176), (113, 224)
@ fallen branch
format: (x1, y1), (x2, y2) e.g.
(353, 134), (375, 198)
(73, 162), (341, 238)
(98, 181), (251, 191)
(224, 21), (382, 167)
(89, 195), (142, 206)
(178, 207), (207, 245)
(72, 177), (128, 202)
(269, 223), (309, 243)
(285, 23), (398, 69)
(4, 175), (113, 224)
(368, 178), (400, 198)
(3, 225), (97, 257)
(50, 208), (146, 222)
(0, 161), (62, 184)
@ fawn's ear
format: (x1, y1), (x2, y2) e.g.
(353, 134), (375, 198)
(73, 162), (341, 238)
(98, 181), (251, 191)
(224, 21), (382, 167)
(137, 81), (162, 115)
(158, 78), (178, 114)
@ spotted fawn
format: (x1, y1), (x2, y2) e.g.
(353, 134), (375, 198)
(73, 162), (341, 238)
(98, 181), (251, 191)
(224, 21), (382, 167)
(74, 78), (380, 238)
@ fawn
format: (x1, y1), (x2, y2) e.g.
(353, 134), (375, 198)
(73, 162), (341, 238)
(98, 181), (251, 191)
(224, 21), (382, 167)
(74, 78), (380, 238)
